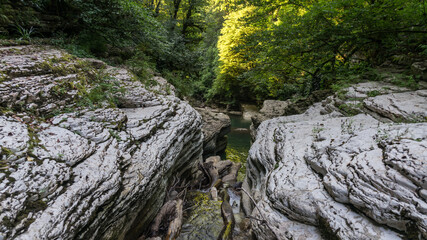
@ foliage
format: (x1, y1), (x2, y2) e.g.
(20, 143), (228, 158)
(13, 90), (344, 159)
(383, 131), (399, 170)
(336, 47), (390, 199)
(1, 0), (426, 105)
(211, 0), (427, 103)
(15, 25), (34, 41)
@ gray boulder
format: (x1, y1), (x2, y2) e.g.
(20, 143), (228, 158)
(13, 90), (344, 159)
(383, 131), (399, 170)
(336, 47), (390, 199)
(195, 107), (231, 157)
(0, 45), (203, 239)
(244, 82), (427, 239)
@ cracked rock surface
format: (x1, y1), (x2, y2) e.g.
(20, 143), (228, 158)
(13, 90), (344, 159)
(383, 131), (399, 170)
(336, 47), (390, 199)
(244, 82), (427, 239)
(0, 45), (203, 239)
(195, 107), (231, 157)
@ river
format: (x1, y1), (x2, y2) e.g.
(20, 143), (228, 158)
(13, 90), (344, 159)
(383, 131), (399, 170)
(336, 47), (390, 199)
(178, 113), (253, 240)
(221, 114), (252, 182)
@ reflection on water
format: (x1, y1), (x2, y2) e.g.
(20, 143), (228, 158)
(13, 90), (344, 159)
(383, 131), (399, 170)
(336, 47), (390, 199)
(221, 114), (252, 182)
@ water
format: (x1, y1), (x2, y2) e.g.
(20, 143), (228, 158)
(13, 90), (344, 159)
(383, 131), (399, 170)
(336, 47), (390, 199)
(221, 114), (252, 182)
(178, 113), (253, 240)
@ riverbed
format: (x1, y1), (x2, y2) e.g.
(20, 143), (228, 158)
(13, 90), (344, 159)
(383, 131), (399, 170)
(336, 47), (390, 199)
(178, 113), (253, 239)
(221, 114), (252, 181)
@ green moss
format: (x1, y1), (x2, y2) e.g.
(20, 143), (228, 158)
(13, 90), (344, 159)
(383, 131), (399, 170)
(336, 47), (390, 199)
(221, 220), (233, 239)
(109, 130), (122, 141)
(27, 126), (40, 152)
(393, 115), (427, 124)
(338, 102), (363, 116)
(225, 147), (247, 182)
(2, 198), (47, 230)
(331, 82), (351, 93)
(372, 69), (419, 90)
(367, 90), (381, 97)
(0, 106), (13, 116)
(1, 146), (13, 157)
(26, 126), (44, 164)
(2, 216), (14, 228)
(390, 75), (419, 90)
(44, 65), (126, 117)
(25, 199), (48, 212)
(0, 71), (8, 82)
(37, 59), (76, 76)
(1, 146), (13, 170)
(312, 127), (325, 134)
(23, 217), (35, 228)
(181, 191), (223, 240)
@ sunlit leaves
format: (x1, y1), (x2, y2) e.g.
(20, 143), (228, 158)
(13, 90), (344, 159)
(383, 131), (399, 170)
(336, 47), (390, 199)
(211, 0), (427, 102)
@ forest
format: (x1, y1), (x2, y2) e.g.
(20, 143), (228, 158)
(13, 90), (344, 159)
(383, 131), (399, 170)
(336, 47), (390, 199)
(1, 0), (426, 107)
(1, 1), (427, 239)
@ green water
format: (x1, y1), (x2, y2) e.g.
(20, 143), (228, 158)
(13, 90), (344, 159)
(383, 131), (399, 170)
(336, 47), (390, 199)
(221, 114), (252, 182)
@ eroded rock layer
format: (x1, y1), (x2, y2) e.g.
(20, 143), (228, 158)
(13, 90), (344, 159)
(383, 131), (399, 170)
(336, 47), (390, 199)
(0, 45), (203, 239)
(195, 108), (231, 157)
(244, 82), (427, 239)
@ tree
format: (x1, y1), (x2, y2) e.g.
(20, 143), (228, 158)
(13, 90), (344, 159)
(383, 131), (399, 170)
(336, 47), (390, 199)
(211, 0), (427, 103)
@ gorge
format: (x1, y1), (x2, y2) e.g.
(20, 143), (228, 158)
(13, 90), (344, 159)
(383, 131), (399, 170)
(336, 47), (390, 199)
(1, 44), (426, 240)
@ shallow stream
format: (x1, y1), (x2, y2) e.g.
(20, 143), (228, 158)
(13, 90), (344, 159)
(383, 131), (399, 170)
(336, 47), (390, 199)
(178, 113), (253, 239)
(222, 114), (252, 181)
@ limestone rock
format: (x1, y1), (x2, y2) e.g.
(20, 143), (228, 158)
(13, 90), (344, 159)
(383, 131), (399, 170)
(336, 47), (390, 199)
(0, 45), (203, 240)
(250, 90), (332, 140)
(364, 90), (427, 121)
(244, 82), (427, 239)
(196, 108), (231, 157)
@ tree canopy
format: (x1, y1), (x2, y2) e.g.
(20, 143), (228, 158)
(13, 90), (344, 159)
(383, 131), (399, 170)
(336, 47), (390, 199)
(211, 0), (427, 103)
(1, 0), (426, 105)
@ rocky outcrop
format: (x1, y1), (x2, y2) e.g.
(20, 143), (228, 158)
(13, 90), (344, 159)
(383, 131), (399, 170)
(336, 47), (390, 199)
(0, 45), (203, 239)
(244, 82), (427, 239)
(412, 61), (427, 80)
(250, 90), (331, 140)
(195, 108), (231, 157)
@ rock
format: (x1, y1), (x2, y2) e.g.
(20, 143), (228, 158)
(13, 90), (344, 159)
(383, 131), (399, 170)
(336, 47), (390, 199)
(364, 90), (427, 122)
(344, 81), (410, 99)
(412, 61), (427, 80)
(206, 155), (221, 164)
(218, 190), (235, 240)
(210, 187), (219, 201)
(202, 161), (220, 188)
(241, 104), (258, 121)
(214, 160), (233, 176)
(141, 75), (176, 96)
(259, 100), (290, 117)
(201, 156), (241, 187)
(0, 45), (203, 239)
(200, 156), (241, 189)
(233, 128), (249, 133)
(81, 58), (107, 69)
(0, 46), (175, 116)
(195, 108), (231, 157)
(244, 82), (427, 239)
(150, 199), (183, 239)
(228, 111), (242, 116)
(221, 162), (241, 185)
(251, 90), (332, 140)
